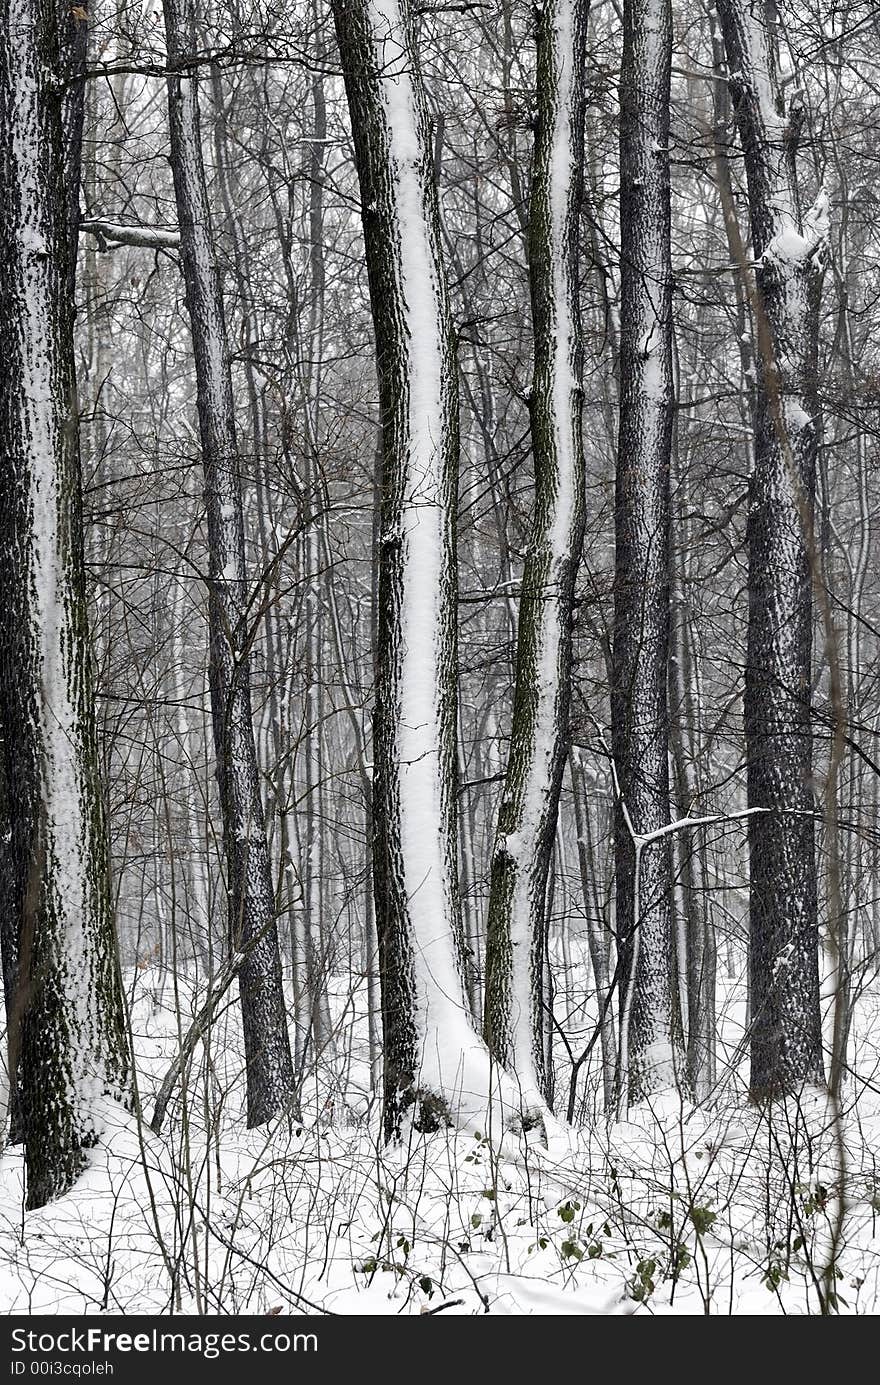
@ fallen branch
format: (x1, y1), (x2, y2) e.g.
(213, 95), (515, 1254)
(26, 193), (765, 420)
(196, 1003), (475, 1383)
(81, 218), (181, 251)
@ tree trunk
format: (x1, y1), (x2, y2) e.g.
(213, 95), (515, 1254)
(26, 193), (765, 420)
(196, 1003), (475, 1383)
(0, 0), (130, 1207)
(163, 0), (296, 1126)
(715, 0), (826, 1098)
(483, 0), (588, 1109)
(332, 0), (510, 1138)
(612, 0), (686, 1106)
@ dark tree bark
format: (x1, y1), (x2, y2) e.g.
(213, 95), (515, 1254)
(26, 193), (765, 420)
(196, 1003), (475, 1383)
(483, 0), (588, 1108)
(0, 0), (130, 1207)
(612, 0), (686, 1106)
(163, 0), (296, 1126)
(715, 0), (826, 1097)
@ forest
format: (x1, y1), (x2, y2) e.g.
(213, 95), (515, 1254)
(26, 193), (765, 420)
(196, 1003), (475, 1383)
(0, 0), (878, 1317)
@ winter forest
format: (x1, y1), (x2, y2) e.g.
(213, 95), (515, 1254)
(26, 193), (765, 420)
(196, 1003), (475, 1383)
(1, 0), (879, 1319)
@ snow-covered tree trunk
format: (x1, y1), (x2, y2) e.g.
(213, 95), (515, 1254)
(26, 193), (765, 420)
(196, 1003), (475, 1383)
(612, 0), (686, 1105)
(0, 0), (130, 1207)
(163, 0), (295, 1126)
(483, 0), (588, 1107)
(332, 0), (510, 1137)
(715, 0), (826, 1097)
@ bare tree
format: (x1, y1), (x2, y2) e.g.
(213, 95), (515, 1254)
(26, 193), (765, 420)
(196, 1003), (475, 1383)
(483, 0), (588, 1108)
(612, 0), (686, 1106)
(163, 0), (296, 1125)
(0, 0), (130, 1207)
(332, 0), (514, 1136)
(715, 0), (826, 1097)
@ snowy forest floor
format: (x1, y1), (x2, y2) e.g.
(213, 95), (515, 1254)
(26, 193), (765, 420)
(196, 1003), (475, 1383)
(1, 965), (879, 1315)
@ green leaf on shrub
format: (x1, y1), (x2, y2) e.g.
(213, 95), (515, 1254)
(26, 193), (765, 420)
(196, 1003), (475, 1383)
(690, 1206), (716, 1235)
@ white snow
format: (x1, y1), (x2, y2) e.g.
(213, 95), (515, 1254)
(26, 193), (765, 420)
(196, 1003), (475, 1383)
(0, 964), (877, 1314)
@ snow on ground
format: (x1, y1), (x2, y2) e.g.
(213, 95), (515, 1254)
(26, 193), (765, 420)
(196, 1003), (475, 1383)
(0, 964), (878, 1315)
